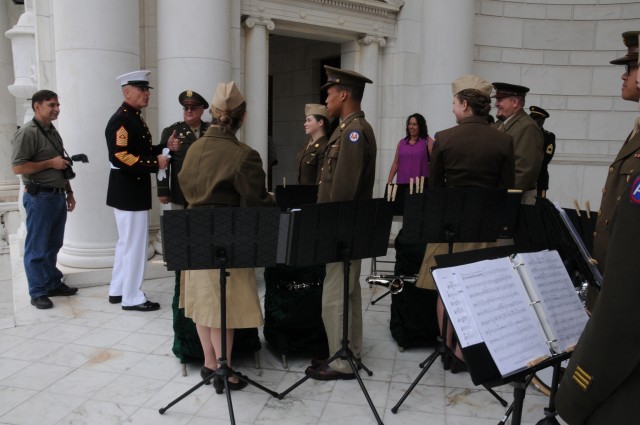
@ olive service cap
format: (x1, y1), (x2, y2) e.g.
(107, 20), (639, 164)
(491, 82), (530, 99)
(529, 106), (550, 119)
(179, 90), (208, 109)
(116, 70), (153, 89)
(211, 81), (245, 112)
(452, 75), (493, 97)
(610, 31), (640, 65)
(305, 104), (330, 120)
(321, 65), (373, 90)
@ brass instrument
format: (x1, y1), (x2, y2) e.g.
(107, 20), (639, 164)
(365, 274), (417, 295)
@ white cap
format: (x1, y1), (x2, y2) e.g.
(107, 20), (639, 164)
(116, 70), (152, 88)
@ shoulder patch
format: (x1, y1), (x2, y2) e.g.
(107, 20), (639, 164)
(116, 125), (128, 147)
(348, 131), (360, 143)
(631, 176), (640, 205)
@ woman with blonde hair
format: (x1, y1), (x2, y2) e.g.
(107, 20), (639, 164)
(178, 81), (273, 393)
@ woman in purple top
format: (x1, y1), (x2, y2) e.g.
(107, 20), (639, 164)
(387, 113), (434, 184)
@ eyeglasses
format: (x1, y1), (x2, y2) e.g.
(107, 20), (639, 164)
(183, 105), (202, 112)
(625, 63), (639, 75)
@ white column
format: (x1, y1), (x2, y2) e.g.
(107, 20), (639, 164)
(157, 0), (231, 130)
(0, 1), (18, 199)
(243, 16), (274, 174)
(53, 0), (141, 268)
(420, 0), (475, 132)
(358, 35), (385, 138)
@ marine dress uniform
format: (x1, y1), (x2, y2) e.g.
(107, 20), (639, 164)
(314, 66), (376, 378)
(555, 172), (640, 425)
(106, 70), (162, 310)
(178, 125), (273, 329)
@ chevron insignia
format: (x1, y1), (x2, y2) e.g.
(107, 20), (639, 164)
(116, 126), (128, 147)
(115, 151), (139, 166)
(571, 366), (592, 391)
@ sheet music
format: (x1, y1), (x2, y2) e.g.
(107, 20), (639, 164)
(454, 258), (550, 376)
(516, 251), (589, 352)
(432, 268), (483, 348)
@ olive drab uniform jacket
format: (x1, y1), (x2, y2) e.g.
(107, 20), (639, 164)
(317, 111), (376, 203)
(177, 126), (273, 208)
(106, 102), (163, 211)
(296, 135), (329, 185)
(556, 171), (640, 425)
(495, 109), (544, 191)
(157, 120), (210, 206)
(592, 130), (640, 274)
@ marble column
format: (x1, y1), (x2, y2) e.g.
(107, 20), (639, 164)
(358, 35), (385, 138)
(154, 0), (232, 253)
(243, 16), (274, 174)
(420, 0), (474, 132)
(0, 1), (18, 200)
(53, 0), (141, 268)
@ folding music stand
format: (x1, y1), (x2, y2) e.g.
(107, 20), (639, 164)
(274, 184), (318, 211)
(427, 245), (572, 425)
(277, 198), (394, 425)
(158, 207), (281, 425)
(391, 188), (520, 414)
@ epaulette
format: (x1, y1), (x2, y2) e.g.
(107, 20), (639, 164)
(171, 121), (184, 127)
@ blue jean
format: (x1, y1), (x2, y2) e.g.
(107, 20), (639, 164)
(23, 191), (67, 298)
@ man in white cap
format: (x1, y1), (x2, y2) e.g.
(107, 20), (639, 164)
(105, 70), (168, 311)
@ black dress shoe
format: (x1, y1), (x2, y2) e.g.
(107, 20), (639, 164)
(122, 300), (160, 312)
(31, 296), (53, 309)
(227, 373), (248, 391)
(108, 296), (122, 304)
(47, 283), (78, 297)
(201, 367), (216, 385)
(305, 365), (356, 381)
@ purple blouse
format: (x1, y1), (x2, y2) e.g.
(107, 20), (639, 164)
(396, 138), (429, 184)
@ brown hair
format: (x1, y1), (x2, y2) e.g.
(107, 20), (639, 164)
(31, 90), (58, 111)
(211, 101), (247, 132)
(456, 89), (491, 118)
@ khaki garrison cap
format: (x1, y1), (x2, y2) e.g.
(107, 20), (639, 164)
(452, 75), (493, 97)
(304, 104), (330, 120)
(211, 81), (245, 112)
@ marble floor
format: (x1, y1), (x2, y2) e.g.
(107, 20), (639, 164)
(1, 247), (567, 425)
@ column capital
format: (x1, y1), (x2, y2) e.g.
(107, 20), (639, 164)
(358, 34), (387, 48)
(243, 16), (275, 31)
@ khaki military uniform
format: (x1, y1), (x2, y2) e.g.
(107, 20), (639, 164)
(157, 120), (209, 206)
(496, 109), (544, 201)
(296, 135), (329, 185)
(318, 111), (376, 373)
(416, 116), (515, 289)
(556, 171), (640, 425)
(178, 126), (273, 328)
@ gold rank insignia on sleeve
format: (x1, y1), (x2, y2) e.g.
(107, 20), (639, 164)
(572, 366), (592, 391)
(114, 151), (140, 166)
(116, 125), (128, 147)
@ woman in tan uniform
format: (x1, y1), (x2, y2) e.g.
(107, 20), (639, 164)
(296, 103), (332, 184)
(178, 81), (273, 393)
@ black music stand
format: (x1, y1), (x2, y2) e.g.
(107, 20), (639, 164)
(274, 184), (318, 211)
(277, 198), (393, 425)
(430, 246), (572, 425)
(158, 207), (281, 424)
(391, 188), (520, 414)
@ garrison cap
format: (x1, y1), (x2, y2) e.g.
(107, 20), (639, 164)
(211, 81), (245, 112)
(321, 65), (372, 90)
(529, 105), (550, 119)
(304, 103), (330, 120)
(452, 75), (493, 97)
(179, 90), (208, 109)
(610, 31), (640, 65)
(491, 82), (530, 99)
(116, 70), (153, 89)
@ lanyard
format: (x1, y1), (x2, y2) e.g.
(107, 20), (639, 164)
(32, 118), (68, 157)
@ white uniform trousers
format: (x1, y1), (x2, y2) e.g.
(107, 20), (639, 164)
(110, 208), (149, 307)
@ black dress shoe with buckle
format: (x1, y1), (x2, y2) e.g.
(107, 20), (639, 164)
(31, 296), (53, 309)
(122, 300), (160, 312)
(305, 365), (356, 381)
(47, 283), (78, 297)
(108, 296), (122, 304)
